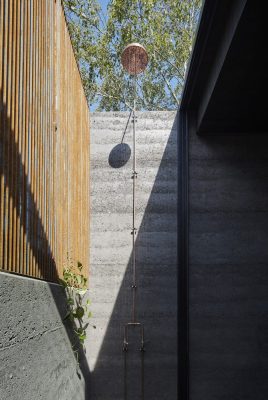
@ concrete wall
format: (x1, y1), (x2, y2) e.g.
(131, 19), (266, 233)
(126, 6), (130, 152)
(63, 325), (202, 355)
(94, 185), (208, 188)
(87, 111), (178, 400)
(188, 130), (268, 400)
(0, 272), (90, 400)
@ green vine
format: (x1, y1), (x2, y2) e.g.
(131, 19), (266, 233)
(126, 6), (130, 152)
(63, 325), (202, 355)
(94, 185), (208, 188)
(59, 260), (95, 361)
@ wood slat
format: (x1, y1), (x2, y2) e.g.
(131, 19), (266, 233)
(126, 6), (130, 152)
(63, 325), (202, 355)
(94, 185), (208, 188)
(0, 0), (90, 282)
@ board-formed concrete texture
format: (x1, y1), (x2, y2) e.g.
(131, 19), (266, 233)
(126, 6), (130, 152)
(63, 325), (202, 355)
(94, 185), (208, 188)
(87, 111), (178, 400)
(188, 131), (268, 400)
(0, 272), (90, 400)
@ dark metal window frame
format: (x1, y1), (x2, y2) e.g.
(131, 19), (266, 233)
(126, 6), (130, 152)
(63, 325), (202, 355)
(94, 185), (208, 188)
(178, 109), (189, 400)
(177, 0), (248, 397)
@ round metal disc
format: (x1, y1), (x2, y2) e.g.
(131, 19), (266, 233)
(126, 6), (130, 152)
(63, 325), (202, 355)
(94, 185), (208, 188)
(121, 43), (148, 75)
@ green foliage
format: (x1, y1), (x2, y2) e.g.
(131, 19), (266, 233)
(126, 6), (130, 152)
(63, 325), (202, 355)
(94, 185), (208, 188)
(63, 0), (201, 110)
(63, 0), (103, 102)
(60, 259), (95, 363)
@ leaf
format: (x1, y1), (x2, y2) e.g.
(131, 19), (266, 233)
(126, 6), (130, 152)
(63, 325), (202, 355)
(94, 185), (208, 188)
(62, 0), (201, 110)
(67, 298), (74, 305)
(59, 278), (67, 288)
(76, 288), (87, 296)
(76, 306), (85, 319)
(63, 312), (71, 321)
(69, 313), (74, 321)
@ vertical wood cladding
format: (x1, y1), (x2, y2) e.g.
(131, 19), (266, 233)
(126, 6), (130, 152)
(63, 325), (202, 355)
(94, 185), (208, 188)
(0, 0), (90, 281)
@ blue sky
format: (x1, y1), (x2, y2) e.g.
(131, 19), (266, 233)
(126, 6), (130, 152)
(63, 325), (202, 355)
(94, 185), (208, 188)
(98, 0), (109, 14)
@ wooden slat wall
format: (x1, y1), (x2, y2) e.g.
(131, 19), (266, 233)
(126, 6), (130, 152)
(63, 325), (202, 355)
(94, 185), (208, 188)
(0, 0), (90, 282)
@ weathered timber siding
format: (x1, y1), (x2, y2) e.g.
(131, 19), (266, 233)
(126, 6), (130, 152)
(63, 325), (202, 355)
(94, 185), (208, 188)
(0, 0), (90, 281)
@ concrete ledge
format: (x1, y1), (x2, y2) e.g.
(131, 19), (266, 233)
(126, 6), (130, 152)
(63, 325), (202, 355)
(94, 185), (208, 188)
(0, 272), (89, 400)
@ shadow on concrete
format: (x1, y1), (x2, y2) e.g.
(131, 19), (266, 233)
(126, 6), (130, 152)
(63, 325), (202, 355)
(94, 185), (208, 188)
(109, 143), (131, 169)
(0, 90), (91, 398)
(90, 113), (178, 400)
(109, 112), (132, 168)
(188, 132), (268, 400)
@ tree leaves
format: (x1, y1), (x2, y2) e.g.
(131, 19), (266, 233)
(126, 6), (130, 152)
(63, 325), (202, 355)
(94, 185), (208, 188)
(63, 0), (201, 110)
(59, 261), (93, 360)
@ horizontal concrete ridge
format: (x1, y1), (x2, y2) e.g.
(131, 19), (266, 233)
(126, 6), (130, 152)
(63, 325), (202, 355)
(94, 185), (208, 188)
(91, 110), (177, 118)
(88, 111), (178, 400)
(91, 111), (177, 131)
(0, 272), (88, 400)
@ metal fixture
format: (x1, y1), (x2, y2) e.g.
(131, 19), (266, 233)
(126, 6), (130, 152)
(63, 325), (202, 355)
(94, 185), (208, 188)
(121, 43), (148, 400)
(121, 43), (148, 75)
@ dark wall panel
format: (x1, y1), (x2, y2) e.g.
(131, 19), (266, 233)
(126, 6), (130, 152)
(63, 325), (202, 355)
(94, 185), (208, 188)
(189, 130), (268, 400)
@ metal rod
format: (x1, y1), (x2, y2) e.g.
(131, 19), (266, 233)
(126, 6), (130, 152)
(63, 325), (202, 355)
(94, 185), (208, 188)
(123, 323), (145, 351)
(132, 74), (137, 323)
(124, 350), (128, 400)
(141, 349), (144, 400)
(121, 43), (148, 400)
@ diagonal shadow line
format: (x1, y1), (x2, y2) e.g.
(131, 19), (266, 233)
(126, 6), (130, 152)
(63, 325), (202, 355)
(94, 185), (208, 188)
(89, 112), (178, 400)
(0, 91), (91, 397)
(0, 93), (55, 281)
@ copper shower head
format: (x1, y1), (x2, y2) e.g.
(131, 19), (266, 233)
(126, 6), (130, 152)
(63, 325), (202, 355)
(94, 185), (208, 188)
(121, 43), (148, 75)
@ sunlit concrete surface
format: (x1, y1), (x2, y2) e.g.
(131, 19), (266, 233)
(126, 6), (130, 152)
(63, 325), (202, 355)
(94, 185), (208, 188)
(87, 111), (178, 400)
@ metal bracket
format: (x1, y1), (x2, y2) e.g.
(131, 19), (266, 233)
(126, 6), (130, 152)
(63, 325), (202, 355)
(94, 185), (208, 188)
(123, 322), (145, 353)
(123, 341), (128, 352)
